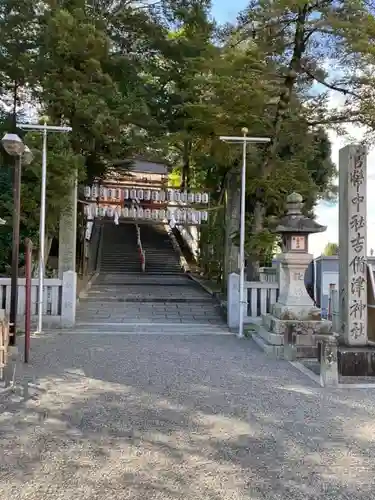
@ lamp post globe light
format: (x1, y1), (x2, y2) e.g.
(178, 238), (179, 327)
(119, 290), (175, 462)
(1, 133), (25, 156)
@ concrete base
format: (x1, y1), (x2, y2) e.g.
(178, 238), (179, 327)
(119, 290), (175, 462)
(251, 328), (318, 360)
(272, 302), (322, 322)
(252, 313), (331, 360)
(338, 345), (375, 377)
(262, 314), (331, 335)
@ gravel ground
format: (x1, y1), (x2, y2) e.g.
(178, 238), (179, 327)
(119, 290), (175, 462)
(1, 332), (375, 499)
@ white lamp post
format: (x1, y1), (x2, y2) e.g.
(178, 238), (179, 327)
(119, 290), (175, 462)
(1, 132), (33, 346)
(220, 129), (271, 338)
(17, 122), (72, 334)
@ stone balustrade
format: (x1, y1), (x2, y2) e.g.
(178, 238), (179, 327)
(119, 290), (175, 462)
(0, 271), (76, 328)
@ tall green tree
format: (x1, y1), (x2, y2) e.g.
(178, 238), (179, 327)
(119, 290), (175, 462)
(229, 0), (375, 277)
(143, 0), (216, 188)
(0, 0), (39, 120)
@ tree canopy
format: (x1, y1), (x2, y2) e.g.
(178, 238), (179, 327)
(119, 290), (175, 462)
(323, 242), (339, 257)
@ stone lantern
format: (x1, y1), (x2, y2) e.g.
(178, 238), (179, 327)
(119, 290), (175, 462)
(273, 192), (326, 320)
(252, 192), (332, 360)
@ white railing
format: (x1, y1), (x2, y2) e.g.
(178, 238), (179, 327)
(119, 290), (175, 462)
(245, 280), (279, 319)
(259, 266), (278, 283)
(0, 271), (76, 328)
(328, 284), (339, 333)
(227, 273), (279, 328)
(136, 224), (145, 272)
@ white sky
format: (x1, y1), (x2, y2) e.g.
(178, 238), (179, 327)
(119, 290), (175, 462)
(309, 118), (375, 257)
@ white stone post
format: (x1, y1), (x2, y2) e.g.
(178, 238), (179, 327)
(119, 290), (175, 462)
(339, 145), (367, 346)
(227, 272), (240, 328)
(61, 270), (77, 327)
(58, 176), (78, 278)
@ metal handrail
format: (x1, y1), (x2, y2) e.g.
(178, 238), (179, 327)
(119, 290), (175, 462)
(132, 199), (146, 272)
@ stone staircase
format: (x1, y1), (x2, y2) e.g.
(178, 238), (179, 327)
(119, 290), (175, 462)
(99, 221), (140, 274)
(141, 223), (183, 275)
(76, 221), (228, 334)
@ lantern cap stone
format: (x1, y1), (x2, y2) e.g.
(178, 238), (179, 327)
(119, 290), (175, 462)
(273, 192), (327, 235)
(287, 192), (303, 203)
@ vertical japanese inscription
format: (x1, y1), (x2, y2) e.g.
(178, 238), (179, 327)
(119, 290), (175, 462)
(348, 147), (367, 342)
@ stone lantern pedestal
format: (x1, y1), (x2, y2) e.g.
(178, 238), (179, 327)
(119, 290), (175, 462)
(251, 193), (333, 360)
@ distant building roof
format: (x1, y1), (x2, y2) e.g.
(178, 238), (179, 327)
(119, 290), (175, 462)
(131, 159), (168, 175)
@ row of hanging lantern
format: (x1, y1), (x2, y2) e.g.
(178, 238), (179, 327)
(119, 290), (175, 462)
(83, 185), (209, 204)
(84, 204), (208, 224)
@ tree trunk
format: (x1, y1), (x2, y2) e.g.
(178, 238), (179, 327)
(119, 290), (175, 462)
(32, 236), (53, 277)
(224, 171), (240, 284)
(181, 138), (192, 190)
(247, 202), (265, 280)
(250, 5), (308, 275)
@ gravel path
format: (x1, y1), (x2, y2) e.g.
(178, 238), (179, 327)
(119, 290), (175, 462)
(1, 332), (375, 499)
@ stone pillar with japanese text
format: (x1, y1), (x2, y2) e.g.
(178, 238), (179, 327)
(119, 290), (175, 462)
(58, 175), (78, 278)
(339, 145), (367, 346)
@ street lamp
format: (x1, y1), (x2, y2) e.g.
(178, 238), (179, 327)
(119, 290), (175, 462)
(17, 122), (72, 334)
(1, 132), (33, 346)
(220, 129), (271, 339)
(1, 133), (24, 156)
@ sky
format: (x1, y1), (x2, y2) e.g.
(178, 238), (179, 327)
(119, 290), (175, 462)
(211, 0), (248, 23)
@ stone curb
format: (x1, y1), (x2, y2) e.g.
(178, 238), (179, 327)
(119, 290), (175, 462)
(188, 272), (216, 296)
(77, 272), (99, 301)
(187, 273), (229, 325)
(164, 224), (191, 273)
(77, 223), (102, 302)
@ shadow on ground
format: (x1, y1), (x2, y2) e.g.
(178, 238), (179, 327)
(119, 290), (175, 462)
(1, 333), (375, 499)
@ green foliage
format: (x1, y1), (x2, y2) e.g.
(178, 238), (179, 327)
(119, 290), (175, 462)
(19, 130), (85, 238)
(39, 5), (129, 178)
(323, 242), (339, 257)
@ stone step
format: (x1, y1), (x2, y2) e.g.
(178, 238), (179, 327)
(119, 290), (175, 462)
(96, 273), (186, 280)
(251, 331), (318, 360)
(255, 325), (284, 346)
(59, 323), (230, 335)
(85, 285), (207, 293)
(76, 303), (223, 314)
(81, 296), (216, 303)
(100, 264), (141, 268)
(94, 279), (189, 286)
(100, 265), (142, 269)
(251, 332), (285, 359)
(76, 305), (223, 314)
(101, 258), (140, 261)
